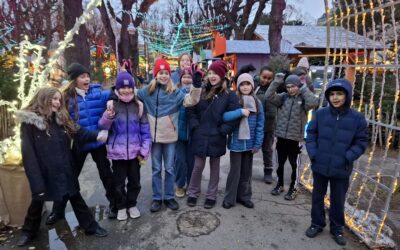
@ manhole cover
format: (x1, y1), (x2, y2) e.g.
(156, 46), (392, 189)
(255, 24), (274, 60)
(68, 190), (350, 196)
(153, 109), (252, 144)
(177, 210), (220, 237)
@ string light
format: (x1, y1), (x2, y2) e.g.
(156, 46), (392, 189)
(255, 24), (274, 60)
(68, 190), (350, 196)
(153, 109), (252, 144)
(300, 0), (399, 248)
(0, 0), (102, 165)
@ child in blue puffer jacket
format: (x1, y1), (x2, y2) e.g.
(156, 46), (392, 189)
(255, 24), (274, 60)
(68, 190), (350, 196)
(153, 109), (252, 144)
(305, 78), (368, 246)
(99, 72), (152, 221)
(222, 73), (264, 209)
(47, 63), (116, 224)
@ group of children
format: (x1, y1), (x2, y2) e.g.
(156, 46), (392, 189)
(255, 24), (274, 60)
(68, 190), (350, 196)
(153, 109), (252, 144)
(16, 53), (368, 247)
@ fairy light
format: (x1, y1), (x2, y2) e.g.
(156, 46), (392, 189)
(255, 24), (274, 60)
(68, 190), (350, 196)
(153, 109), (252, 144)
(300, 0), (400, 248)
(0, 0), (102, 165)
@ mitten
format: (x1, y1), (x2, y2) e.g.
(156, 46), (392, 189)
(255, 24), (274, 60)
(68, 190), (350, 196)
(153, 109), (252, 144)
(192, 71), (203, 88)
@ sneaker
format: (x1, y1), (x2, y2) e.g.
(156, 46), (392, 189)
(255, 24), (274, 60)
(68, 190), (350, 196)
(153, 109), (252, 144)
(331, 233), (347, 246)
(204, 199), (216, 209)
(263, 174), (274, 184)
(305, 226), (323, 238)
(187, 197), (197, 207)
(164, 199), (179, 210)
(271, 185), (284, 196)
(128, 206), (141, 219)
(175, 187), (186, 198)
(284, 188), (298, 200)
(117, 209), (128, 221)
(16, 233), (34, 247)
(150, 200), (162, 212)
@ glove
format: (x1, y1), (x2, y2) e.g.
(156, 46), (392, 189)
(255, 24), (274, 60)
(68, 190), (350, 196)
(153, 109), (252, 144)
(192, 71), (203, 88)
(275, 73), (285, 83)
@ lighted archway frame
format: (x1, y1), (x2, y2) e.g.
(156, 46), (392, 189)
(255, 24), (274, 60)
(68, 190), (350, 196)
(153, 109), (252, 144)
(299, 0), (400, 248)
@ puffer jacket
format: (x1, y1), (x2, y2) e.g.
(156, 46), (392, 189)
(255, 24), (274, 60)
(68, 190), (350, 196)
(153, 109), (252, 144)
(255, 85), (277, 132)
(68, 84), (110, 151)
(98, 92), (152, 160)
(306, 79), (368, 179)
(137, 83), (201, 143)
(223, 99), (265, 152)
(266, 79), (319, 142)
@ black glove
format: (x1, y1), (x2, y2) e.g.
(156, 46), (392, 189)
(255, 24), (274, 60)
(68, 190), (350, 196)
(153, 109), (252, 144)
(192, 71), (203, 88)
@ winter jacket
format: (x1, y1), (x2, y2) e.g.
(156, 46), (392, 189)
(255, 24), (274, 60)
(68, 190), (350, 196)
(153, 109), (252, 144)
(178, 87), (190, 141)
(255, 85), (277, 132)
(306, 79), (368, 179)
(137, 83), (201, 143)
(68, 84), (110, 151)
(223, 99), (265, 152)
(266, 79), (319, 142)
(17, 111), (98, 201)
(171, 69), (181, 85)
(98, 93), (152, 161)
(187, 84), (241, 157)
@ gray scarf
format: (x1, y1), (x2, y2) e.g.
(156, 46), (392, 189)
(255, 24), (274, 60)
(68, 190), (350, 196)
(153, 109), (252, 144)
(238, 95), (257, 140)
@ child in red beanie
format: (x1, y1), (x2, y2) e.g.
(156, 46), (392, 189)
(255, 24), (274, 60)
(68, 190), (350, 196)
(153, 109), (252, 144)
(135, 58), (203, 212)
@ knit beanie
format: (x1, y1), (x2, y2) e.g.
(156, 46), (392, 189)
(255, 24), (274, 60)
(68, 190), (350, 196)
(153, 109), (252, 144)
(180, 66), (193, 81)
(153, 58), (171, 77)
(115, 72), (135, 90)
(297, 57), (309, 69)
(208, 60), (228, 79)
(237, 73), (254, 89)
(67, 63), (90, 80)
(285, 74), (302, 87)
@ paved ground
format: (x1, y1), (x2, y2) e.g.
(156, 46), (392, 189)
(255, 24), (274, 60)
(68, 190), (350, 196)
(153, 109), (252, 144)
(1, 151), (367, 250)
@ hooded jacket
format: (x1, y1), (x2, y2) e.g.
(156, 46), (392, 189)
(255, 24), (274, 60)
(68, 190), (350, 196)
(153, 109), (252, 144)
(266, 79), (319, 142)
(306, 79), (368, 178)
(16, 111), (98, 201)
(99, 91), (152, 160)
(137, 83), (201, 144)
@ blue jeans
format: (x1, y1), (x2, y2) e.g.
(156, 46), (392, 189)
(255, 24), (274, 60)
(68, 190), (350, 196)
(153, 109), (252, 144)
(174, 140), (195, 188)
(151, 143), (176, 200)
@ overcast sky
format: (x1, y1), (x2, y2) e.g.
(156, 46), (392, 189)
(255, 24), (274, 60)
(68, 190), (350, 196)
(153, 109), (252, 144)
(145, 0), (328, 25)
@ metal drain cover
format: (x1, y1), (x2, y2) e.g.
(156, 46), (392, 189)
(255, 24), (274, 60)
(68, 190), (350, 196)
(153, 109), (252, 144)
(177, 210), (220, 237)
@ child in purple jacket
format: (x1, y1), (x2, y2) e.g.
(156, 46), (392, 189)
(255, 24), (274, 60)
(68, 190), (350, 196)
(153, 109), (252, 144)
(99, 72), (152, 221)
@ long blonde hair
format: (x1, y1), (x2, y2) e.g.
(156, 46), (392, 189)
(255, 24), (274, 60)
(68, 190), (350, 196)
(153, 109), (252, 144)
(147, 78), (176, 95)
(23, 87), (77, 135)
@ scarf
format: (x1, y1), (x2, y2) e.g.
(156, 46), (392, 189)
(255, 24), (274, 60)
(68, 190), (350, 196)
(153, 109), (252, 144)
(238, 95), (257, 140)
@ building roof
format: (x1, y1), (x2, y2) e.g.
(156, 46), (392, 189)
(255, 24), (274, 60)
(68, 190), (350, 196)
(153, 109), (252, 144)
(225, 40), (301, 55)
(254, 25), (383, 50)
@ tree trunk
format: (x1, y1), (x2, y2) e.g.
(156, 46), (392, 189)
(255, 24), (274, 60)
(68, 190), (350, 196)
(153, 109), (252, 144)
(98, 0), (116, 54)
(63, 0), (90, 69)
(130, 32), (139, 75)
(244, 0), (268, 40)
(268, 0), (286, 55)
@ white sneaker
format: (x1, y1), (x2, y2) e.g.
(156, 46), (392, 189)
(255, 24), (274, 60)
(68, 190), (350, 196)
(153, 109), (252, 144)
(128, 206), (141, 219)
(117, 209), (128, 221)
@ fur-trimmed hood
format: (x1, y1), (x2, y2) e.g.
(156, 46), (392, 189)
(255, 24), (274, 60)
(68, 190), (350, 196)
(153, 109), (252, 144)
(15, 111), (63, 131)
